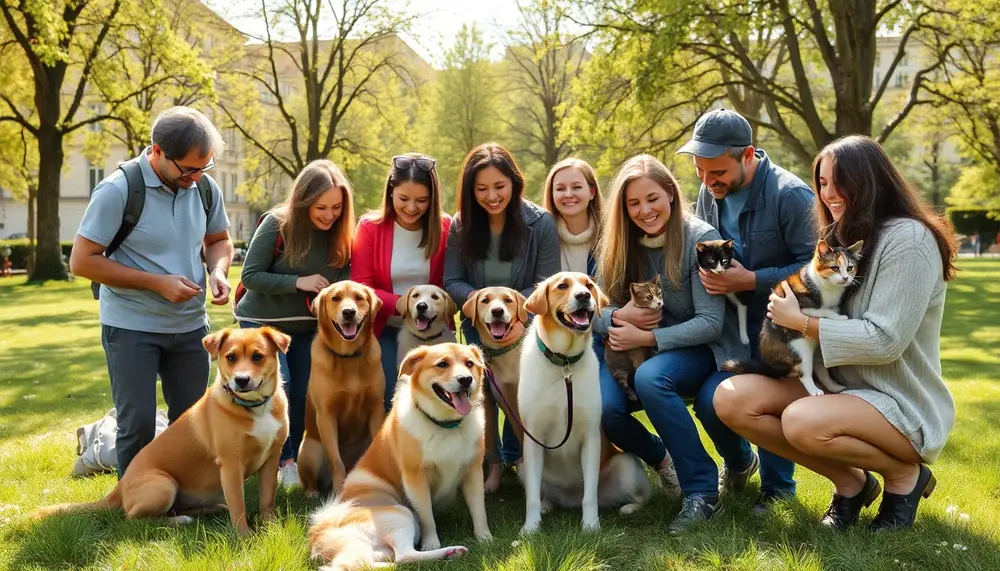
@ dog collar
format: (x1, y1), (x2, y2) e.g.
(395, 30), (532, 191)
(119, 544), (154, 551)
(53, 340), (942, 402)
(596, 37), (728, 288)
(482, 333), (525, 361)
(413, 330), (444, 342)
(418, 406), (463, 429)
(224, 385), (272, 409)
(535, 336), (584, 367)
(332, 348), (363, 358)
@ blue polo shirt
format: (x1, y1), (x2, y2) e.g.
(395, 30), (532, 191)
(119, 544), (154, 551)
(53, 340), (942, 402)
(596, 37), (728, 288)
(77, 147), (229, 334)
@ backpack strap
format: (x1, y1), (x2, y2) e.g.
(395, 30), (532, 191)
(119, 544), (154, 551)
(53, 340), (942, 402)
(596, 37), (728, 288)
(197, 175), (214, 220)
(105, 160), (146, 258)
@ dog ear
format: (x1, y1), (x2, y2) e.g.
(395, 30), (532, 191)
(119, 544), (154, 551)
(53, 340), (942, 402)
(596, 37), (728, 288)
(202, 329), (232, 360)
(260, 326), (291, 354)
(396, 286), (413, 320)
(442, 289), (458, 320)
(462, 290), (480, 323)
(310, 291), (324, 318)
(514, 290), (528, 323)
(589, 279), (610, 314)
(365, 284), (382, 316)
(399, 345), (429, 378)
(524, 280), (549, 317)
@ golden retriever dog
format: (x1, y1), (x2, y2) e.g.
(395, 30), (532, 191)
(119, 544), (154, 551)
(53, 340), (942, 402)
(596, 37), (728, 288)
(298, 280), (386, 497)
(30, 327), (291, 536)
(307, 343), (492, 571)
(462, 286), (529, 493)
(395, 284), (457, 372)
(518, 272), (652, 534)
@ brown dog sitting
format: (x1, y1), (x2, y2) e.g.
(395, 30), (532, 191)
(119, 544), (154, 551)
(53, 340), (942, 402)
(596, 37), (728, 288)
(29, 327), (292, 536)
(298, 280), (386, 497)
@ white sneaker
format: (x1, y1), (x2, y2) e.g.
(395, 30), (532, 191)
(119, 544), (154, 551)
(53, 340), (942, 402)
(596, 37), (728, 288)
(278, 462), (300, 487)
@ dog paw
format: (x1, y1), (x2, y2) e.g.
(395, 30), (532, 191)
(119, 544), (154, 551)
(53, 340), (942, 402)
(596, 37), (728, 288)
(540, 498), (553, 515)
(476, 530), (494, 542)
(421, 536), (441, 551)
(520, 519), (541, 535)
(582, 518), (600, 533)
(443, 546), (468, 559)
(619, 502), (643, 515)
(808, 387), (825, 397)
(167, 515), (194, 526)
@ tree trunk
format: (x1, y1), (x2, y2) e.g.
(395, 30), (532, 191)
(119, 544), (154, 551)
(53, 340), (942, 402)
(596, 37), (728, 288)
(26, 184), (37, 275)
(29, 126), (68, 282)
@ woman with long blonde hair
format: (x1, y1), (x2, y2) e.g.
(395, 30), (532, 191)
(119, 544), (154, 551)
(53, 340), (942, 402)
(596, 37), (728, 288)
(235, 159), (356, 488)
(594, 154), (748, 534)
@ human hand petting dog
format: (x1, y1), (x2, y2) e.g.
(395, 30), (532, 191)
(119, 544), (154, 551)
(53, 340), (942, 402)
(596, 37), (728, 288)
(609, 317), (655, 351)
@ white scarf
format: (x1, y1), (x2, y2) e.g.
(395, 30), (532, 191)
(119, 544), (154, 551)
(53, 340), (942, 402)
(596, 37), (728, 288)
(639, 233), (665, 248)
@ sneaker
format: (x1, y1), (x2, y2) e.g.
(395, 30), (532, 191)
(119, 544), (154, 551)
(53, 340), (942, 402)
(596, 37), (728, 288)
(278, 462), (300, 488)
(657, 457), (682, 498)
(752, 490), (792, 515)
(667, 494), (722, 534)
(718, 451), (759, 495)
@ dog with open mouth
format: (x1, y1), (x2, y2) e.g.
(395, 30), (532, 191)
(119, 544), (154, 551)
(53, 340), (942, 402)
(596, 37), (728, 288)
(29, 327), (291, 536)
(307, 343), (492, 570)
(298, 280), (386, 497)
(518, 272), (652, 534)
(462, 286), (529, 493)
(395, 284), (458, 374)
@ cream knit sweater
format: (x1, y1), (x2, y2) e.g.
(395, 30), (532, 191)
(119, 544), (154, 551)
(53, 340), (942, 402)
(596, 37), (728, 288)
(820, 218), (955, 463)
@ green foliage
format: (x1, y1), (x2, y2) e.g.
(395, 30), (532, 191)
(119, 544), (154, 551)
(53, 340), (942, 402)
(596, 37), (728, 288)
(946, 208), (1000, 236)
(947, 165), (1000, 216)
(0, 239), (73, 270)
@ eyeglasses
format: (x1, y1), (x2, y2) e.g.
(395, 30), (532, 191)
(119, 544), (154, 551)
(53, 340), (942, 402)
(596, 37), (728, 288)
(170, 157), (216, 176)
(393, 155), (436, 172)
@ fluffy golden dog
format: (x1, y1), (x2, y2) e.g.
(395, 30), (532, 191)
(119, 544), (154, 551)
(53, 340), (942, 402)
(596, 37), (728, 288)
(395, 284), (457, 372)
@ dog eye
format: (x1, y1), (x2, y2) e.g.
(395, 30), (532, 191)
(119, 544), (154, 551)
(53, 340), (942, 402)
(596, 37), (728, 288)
(332, 295), (341, 302)
(436, 360), (449, 368)
(431, 294), (439, 300)
(251, 353), (263, 362)
(556, 282), (569, 290)
(412, 293), (419, 298)
(465, 360), (474, 368)
(225, 354), (237, 363)
(480, 298), (489, 304)
(503, 297), (512, 303)
(355, 295), (364, 301)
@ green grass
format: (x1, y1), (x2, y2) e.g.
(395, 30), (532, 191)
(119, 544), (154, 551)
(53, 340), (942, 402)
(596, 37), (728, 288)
(1, 260), (999, 570)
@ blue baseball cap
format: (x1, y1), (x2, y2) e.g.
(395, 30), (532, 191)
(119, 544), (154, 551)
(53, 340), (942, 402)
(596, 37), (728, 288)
(676, 108), (753, 158)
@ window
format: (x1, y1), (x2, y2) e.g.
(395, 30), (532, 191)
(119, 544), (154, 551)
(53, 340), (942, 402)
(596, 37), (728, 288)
(89, 164), (105, 195)
(89, 104), (103, 133)
(895, 72), (909, 87)
(230, 173), (238, 201)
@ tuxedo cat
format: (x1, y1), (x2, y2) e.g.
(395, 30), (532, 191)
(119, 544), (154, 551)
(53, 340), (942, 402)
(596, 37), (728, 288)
(696, 240), (750, 345)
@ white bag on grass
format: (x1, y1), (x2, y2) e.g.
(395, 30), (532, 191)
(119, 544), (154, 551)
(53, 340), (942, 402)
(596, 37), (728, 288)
(72, 408), (169, 477)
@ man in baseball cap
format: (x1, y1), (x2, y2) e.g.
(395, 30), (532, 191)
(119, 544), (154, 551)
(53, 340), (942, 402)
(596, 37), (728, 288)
(676, 108), (817, 518)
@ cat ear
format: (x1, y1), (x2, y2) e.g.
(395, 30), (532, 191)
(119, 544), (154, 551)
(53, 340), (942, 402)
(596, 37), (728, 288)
(723, 239), (734, 249)
(848, 240), (864, 256)
(696, 242), (707, 252)
(817, 240), (833, 256)
(630, 282), (642, 297)
(653, 274), (662, 288)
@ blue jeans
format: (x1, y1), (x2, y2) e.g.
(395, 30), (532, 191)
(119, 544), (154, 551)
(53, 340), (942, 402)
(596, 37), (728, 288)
(239, 321), (314, 464)
(461, 318), (521, 465)
(700, 369), (797, 496)
(600, 344), (725, 497)
(378, 326), (400, 412)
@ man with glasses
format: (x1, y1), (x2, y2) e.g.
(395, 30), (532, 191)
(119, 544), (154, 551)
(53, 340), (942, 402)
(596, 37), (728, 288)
(70, 106), (233, 478)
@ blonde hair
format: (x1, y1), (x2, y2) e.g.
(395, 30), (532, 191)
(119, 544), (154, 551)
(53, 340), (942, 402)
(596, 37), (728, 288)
(542, 158), (604, 230)
(273, 159), (355, 268)
(596, 154), (689, 303)
(370, 152), (443, 258)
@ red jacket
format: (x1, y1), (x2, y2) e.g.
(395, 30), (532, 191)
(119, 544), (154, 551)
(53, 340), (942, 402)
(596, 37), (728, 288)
(350, 213), (453, 338)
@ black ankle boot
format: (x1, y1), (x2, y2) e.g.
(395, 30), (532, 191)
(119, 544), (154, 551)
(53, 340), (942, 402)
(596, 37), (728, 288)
(820, 471), (882, 530)
(869, 465), (936, 532)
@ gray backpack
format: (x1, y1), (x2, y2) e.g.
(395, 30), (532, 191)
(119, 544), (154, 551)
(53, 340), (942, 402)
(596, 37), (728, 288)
(72, 408), (169, 476)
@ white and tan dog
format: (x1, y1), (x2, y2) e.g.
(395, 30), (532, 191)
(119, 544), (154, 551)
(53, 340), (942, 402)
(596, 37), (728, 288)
(518, 272), (652, 534)
(307, 343), (492, 571)
(462, 286), (529, 493)
(395, 284), (457, 371)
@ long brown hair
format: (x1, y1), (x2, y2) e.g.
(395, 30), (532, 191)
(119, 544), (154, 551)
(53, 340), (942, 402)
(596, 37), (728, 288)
(273, 159), (355, 268)
(811, 135), (958, 282)
(596, 154), (689, 304)
(542, 157), (604, 236)
(456, 143), (527, 264)
(370, 152), (443, 258)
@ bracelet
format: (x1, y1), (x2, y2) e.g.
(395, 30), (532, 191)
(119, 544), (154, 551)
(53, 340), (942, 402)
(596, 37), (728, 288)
(800, 315), (810, 336)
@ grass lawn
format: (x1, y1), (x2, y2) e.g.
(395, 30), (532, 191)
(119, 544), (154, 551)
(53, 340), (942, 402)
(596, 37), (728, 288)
(1, 260), (999, 570)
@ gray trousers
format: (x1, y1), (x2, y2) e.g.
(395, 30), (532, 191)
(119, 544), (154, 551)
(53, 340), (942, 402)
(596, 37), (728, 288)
(101, 324), (210, 479)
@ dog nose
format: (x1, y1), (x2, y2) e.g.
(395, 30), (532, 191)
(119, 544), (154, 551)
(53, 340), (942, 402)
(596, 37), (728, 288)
(491, 307), (504, 317)
(342, 308), (356, 320)
(575, 290), (591, 301)
(457, 375), (473, 388)
(416, 302), (428, 313)
(234, 373), (252, 388)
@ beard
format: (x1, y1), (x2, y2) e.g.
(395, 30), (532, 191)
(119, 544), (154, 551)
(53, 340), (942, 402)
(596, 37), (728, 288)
(710, 163), (747, 197)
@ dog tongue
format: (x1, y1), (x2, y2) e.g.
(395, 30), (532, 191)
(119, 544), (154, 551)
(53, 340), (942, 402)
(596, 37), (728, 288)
(415, 316), (431, 331)
(570, 310), (590, 326)
(340, 321), (358, 338)
(489, 322), (507, 338)
(450, 391), (472, 415)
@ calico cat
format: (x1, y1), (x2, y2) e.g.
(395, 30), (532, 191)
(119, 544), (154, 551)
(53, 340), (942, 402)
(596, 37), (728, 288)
(604, 275), (662, 402)
(723, 239), (863, 397)
(696, 239), (750, 345)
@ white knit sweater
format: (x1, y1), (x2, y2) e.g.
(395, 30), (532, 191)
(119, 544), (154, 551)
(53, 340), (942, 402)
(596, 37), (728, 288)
(820, 218), (955, 463)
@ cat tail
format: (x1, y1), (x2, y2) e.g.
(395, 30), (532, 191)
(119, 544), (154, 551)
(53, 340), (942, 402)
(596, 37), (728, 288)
(721, 359), (791, 378)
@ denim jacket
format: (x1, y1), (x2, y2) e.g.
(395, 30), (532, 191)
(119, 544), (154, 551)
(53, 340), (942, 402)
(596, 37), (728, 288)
(694, 150), (817, 339)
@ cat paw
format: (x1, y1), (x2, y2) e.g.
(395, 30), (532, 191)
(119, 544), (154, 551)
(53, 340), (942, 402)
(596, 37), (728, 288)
(807, 387), (825, 397)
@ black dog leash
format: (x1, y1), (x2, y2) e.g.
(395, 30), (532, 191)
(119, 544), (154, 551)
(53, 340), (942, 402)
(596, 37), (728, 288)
(485, 336), (583, 450)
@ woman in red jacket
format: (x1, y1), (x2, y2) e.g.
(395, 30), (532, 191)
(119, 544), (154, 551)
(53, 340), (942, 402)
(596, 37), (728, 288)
(351, 153), (452, 410)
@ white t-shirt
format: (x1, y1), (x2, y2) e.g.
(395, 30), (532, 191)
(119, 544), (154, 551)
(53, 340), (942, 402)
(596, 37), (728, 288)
(388, 222), (430, 327)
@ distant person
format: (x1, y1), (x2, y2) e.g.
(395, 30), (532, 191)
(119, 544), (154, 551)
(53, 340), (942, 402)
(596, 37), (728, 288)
(70, 106), (233, 478)
(970, 232), (980, 257)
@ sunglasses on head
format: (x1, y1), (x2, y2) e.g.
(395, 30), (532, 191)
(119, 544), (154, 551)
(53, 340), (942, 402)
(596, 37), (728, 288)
(393, 155), (436, 172)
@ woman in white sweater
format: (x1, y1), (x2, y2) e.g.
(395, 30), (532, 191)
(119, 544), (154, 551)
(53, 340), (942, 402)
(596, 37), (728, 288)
(542, 158), (604, 277)
(714, 135), (959, 531)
